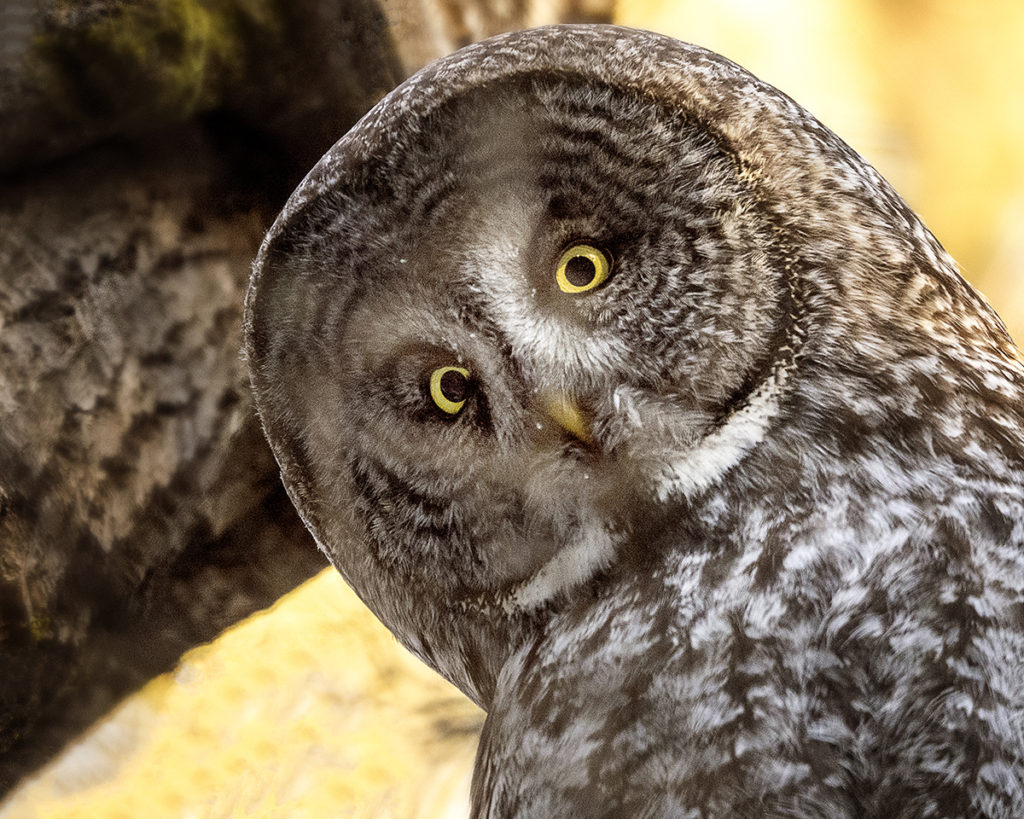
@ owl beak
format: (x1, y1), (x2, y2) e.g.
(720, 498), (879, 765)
(541, 393), (594, 447)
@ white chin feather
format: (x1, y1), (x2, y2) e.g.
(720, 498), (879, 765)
(654, 365), (789, 501)
(505, 519), (617, 613)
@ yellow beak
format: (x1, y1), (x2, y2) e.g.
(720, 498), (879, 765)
(542, 393), (593, 446)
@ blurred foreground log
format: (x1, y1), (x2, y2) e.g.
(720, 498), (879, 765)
(0, 0), (612, 793)
(0, 128), (328, 790)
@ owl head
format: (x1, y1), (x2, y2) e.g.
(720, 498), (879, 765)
(244, 25), (983, 705)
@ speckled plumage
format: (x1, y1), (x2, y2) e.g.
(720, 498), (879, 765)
(245, 25), (1024, 817)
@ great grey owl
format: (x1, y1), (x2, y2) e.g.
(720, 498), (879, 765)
(244, 24), (1024, 817)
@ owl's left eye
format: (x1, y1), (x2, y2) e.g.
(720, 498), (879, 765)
(429, 366), (471, 415)
(555, 244), (612, 294)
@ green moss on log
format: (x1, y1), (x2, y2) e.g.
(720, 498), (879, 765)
(31, 0), (279, 132)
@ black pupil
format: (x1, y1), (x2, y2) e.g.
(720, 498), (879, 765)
(565, 254), (597, 287)
(439, 369), (468, 403)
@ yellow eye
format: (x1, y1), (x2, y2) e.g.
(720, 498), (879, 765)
(429, 366), (471, 415)
(555, 244), (611, 294)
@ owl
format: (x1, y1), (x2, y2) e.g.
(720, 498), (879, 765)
(244, 24), (1024, 817)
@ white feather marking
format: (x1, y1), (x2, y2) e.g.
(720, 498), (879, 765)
(505, 521), (617, 613)
(656, 368), (786, 501)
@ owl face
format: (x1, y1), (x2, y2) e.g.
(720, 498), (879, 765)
(246, 26), (811, 700)
(255, 79), (783, 586)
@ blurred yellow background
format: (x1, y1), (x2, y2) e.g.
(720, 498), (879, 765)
(3, 2), (1022, 817)
(1, 571), (481, 819)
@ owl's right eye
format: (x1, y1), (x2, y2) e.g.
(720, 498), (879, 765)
(429, 366), (471, 415)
